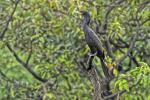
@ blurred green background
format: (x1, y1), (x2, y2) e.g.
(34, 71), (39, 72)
(0, 0), (150, 100)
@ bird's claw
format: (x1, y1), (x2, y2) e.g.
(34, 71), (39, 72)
(88, 52), (97, 57)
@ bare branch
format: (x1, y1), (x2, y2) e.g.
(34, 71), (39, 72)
(0, 68), (7, 78)
(0, 0), (20, 39)
(137, 0), (150, 13)
(141, 16), (150, 25)
(101, 0), (125, 33)
(116, 0), (149, 65)
(99, 0), (125, 60)
(104, 36), (115, 60)
(117, 32), (138, 65)
(6, 43), (47, 83)
(25, 41), (33, 65)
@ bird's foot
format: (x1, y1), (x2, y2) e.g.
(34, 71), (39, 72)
(88, 52), (97, 57)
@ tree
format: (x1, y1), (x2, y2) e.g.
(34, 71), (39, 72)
(0, 0), (150, 99)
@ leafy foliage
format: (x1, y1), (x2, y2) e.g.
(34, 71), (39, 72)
(114, 62), (150, 99)
(0, 0), (150, 99)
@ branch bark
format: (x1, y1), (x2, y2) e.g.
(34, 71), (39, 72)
(100, 0), (125, 60)
(116, 0), (149, 65)
(104, 75), (142, 100)
(6, 43), (47, 83)
(0, 0), (20, 39)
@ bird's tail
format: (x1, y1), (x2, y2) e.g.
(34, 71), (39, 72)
(99, 58), (110, 78)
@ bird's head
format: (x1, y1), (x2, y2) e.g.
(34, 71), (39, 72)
(80, 10), (91, 18)
(80, 10), (91, 25)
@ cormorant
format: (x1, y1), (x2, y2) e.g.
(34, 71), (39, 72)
(80, 10), (110, 78)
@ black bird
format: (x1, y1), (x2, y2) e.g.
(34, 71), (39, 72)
(80, 10), (110, 78)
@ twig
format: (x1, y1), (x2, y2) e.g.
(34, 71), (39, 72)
(104, 75), (142, 100)
(117, 32), (138, 65)
(25, 41), (33, 65)
(141, 16), (150, 25)
(0, 68), (8, 78)
(100, 0), (125, 60)
(0, 0), (20, 39)
(137, 0), (150, 13)
(116, 0), (146, 65)
(101, 0), (125, 33)
(6, 43), (47, 83)
(105, 36), (115, 60)
(116, 0), (150, 65)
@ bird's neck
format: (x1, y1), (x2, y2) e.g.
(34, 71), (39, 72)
(82, 16), (90, 28)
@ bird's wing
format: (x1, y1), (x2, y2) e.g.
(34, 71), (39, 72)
(88, 28), (103, 51)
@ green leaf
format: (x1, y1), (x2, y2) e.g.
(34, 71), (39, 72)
(124, 84), (129, 92)
(68, 5), (75, 15)
(91, 7), (97, 18)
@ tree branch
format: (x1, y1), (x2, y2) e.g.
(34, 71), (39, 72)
(100, 0), (125, 60)
(116, 0), (149, 65)
(25, 41), (33, 66)
(6, 43), (47, 83)
(0, 0), (20, 39)
(78, 55), (113, 99)
(104, 75), (142, 100)
(0, 68), (7, 79)
(101, 0), (125, 33)
(117, 32), (138, 65)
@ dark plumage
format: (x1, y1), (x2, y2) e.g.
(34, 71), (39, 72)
(81, 10), (110, 78)
(81, 11), (104, 56)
